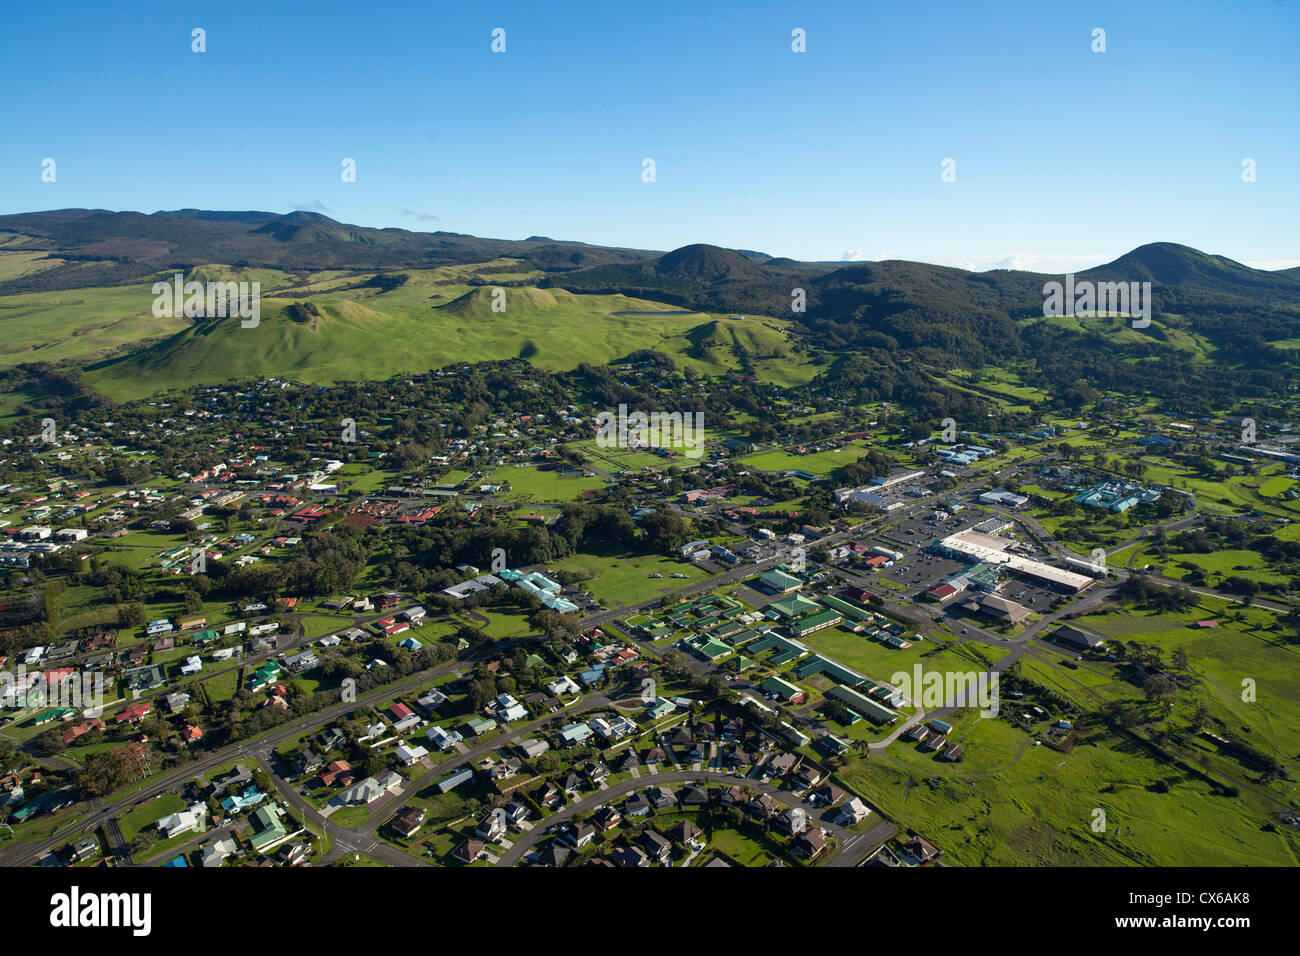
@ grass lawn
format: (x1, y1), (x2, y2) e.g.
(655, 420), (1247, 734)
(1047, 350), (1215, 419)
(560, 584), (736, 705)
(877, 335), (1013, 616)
(495, 464), (605, 502)
(119, 792), (186, 844)
(553, 547), (711, 608)
(842, 723), (1300, 866)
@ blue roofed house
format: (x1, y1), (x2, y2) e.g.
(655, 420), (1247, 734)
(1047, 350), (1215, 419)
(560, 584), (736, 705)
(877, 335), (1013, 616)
(558, 721), (593, 747)
(220, 787), (266, 814)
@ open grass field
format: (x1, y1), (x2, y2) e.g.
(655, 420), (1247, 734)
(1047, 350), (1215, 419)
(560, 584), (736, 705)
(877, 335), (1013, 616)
(797, 624), (939, 681)
(1116, 544), (1291, 588)
(737, 441), (873, 476)
(1067, 596), (1300, 775)
(842, 718), (1298, 866)
(552, 547), (710, 607)
(0, 279), (189, 370)
(494, 464), (606, 501)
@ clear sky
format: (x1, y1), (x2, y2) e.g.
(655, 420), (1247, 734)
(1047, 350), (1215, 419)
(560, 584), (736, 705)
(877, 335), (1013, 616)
(2, 0), (1296, 271)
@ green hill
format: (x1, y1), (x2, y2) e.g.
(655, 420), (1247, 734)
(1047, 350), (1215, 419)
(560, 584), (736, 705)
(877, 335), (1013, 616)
(79, 277), (814, 401)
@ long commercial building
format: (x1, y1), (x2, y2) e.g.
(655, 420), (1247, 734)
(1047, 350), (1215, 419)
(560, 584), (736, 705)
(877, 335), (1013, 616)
(935, 529), (1094, 593)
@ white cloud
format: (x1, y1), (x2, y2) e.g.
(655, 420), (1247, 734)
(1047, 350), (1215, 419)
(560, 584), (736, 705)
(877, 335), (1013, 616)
(979, 253), (1112, 274)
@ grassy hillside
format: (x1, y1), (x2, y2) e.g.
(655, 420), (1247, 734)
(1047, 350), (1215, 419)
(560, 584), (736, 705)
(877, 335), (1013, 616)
(78, 270), (819, 400)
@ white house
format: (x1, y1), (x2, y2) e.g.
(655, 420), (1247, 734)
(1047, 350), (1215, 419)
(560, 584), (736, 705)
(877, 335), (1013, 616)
(546, 675), (580, 697)
(395, 743), (429, 766)
(427, 725), (463, 750)
(158, 804), (207, 839)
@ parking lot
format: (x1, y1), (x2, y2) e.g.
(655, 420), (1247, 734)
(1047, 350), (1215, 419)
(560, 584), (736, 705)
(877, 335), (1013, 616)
(875, 549), (969, 599)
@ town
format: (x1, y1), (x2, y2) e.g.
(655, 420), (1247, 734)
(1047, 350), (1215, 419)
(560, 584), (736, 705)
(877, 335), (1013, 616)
(0, 354), (1296, 869)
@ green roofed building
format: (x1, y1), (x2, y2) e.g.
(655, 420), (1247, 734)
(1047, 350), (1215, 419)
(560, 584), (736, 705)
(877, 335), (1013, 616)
(248, 661), (282, 693)
(751, 632), (810, 665)
(192, 629), (220, 644)
(249, 805), (290, 853)
(817, 733), (851, 757)
(691, 637), (732, 661)
(729, 655), (753, 671)
(820, 594), (876, 622)
(794, 654), (869, 687)
(645, 698), (676, 720)
(767, 594), (823, 620)
(827, 684), (898, 724)
(761, 676), (806, 703)
(704, 621), (744, 643)
(757, 569), (803, 594)
(30, 707), (76, 727)
(466, 716), (498, 736)
(787, 609), (843, 637)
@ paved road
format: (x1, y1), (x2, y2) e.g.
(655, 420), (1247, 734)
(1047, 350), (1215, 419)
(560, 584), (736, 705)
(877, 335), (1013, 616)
(0, 649), (480, 866)
(493, 768), (894, 867)
(11, 443), (1288, 867)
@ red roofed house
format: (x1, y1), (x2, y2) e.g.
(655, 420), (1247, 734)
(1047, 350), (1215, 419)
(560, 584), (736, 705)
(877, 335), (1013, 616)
(319, 760), (355, 788)
(925, 582), (958, 602)
(837, 585), (876, 606)
(116, 702), (152, 724)
(62, 717), (106, 745)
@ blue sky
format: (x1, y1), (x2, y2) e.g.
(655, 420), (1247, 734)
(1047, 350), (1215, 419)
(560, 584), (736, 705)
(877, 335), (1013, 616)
(2, 0), (1296, 270)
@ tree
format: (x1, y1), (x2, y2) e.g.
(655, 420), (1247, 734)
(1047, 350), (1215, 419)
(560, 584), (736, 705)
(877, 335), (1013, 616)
(1143, 674), (1178, 717)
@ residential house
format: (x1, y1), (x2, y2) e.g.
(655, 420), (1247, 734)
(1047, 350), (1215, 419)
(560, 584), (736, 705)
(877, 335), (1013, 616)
(199, 836), (239, 868)
(748, 793), (780, 821)
(899, 834), (943, 865)
(390, 807), (426, 839)
(794, 828), (828, 860)
(623, 792), (651, 817)
(318, 760), (355, 788)
(645, 786), (675, 810)
(775, 806), (809, 836)
(790, 765), (822, 792)
(677, 785), (708, 807)
(562, 822), (595, 849)
(837, 797), (871, 825)
(640, 829), (672, 863)
(531, 781), (562, 811)
(593, 805), (622, 831)
(535, 843), (570, 868)
(453, 838), (488, 864)
(809, 783), (844, 808)
(395, 743), (429, 766)
(666, 820), (702, 846)
(611, 846), (648, 868)
(426, 725), (464, 750)
(157, 804), (206, 839)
